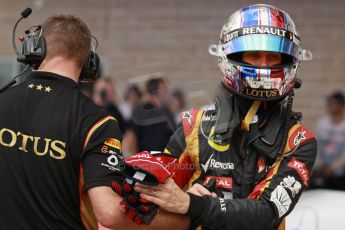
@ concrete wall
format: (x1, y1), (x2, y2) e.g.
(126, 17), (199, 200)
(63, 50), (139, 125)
(0, 0), (344, 131)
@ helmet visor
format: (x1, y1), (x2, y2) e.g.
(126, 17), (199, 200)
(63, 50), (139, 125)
(223, 34), (300, 60)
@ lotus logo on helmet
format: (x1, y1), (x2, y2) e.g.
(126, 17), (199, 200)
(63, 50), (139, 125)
(245, 88), (279, 98)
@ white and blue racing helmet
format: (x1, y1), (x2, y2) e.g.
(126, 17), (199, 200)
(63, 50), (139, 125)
(209, 4), (312, 101)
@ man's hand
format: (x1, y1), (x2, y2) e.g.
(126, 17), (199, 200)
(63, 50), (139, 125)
(135, 177), (190, 214)
(187, 183), (217, 198)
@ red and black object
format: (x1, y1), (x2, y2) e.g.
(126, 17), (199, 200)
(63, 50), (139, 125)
(111, 151), (178, 225)
(111, 179), (158, 225)
(122, 151), (178, 185)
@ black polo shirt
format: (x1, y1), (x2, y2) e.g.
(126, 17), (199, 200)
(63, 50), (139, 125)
(0, 71), (123, 230)
(129, 102), (176, 152)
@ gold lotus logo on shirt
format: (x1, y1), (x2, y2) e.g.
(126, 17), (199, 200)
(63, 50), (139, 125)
(0, 128), (66, 160)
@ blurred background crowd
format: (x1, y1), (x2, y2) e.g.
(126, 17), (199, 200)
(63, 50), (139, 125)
(80, 77), (185, 156)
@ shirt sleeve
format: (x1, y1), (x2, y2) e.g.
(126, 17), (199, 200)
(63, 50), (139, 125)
(164, 123), (186, 157)
(185, 126), (317, 230)
(81, 116), (125, 191)
(165, 123), (196, 189)
(128, 108), (141, 135)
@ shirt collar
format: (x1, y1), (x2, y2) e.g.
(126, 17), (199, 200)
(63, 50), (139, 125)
(27, 71), (77, 87)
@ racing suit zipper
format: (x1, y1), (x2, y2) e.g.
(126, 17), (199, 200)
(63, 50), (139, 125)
(240, 132), (248, 159)
(239, 133), (248, 196)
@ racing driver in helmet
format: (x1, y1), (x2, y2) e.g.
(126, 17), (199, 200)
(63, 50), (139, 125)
(134, 4), (317, 230)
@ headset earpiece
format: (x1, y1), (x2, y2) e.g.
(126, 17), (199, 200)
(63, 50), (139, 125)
(17, 26), (46, 69)
(17, 23), (100, 81)
(79, 36), (100, 82)
(79, 49), (100, 83)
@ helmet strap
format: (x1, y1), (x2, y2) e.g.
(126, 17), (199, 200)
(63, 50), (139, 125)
(241, 101), (262, 132)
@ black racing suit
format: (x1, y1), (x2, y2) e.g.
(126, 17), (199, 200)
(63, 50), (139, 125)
(165, 94), (317, 230)
(0, 71), (124, 230)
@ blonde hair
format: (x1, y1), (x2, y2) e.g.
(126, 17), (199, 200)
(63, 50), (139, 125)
(42, 15), (91, 68)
